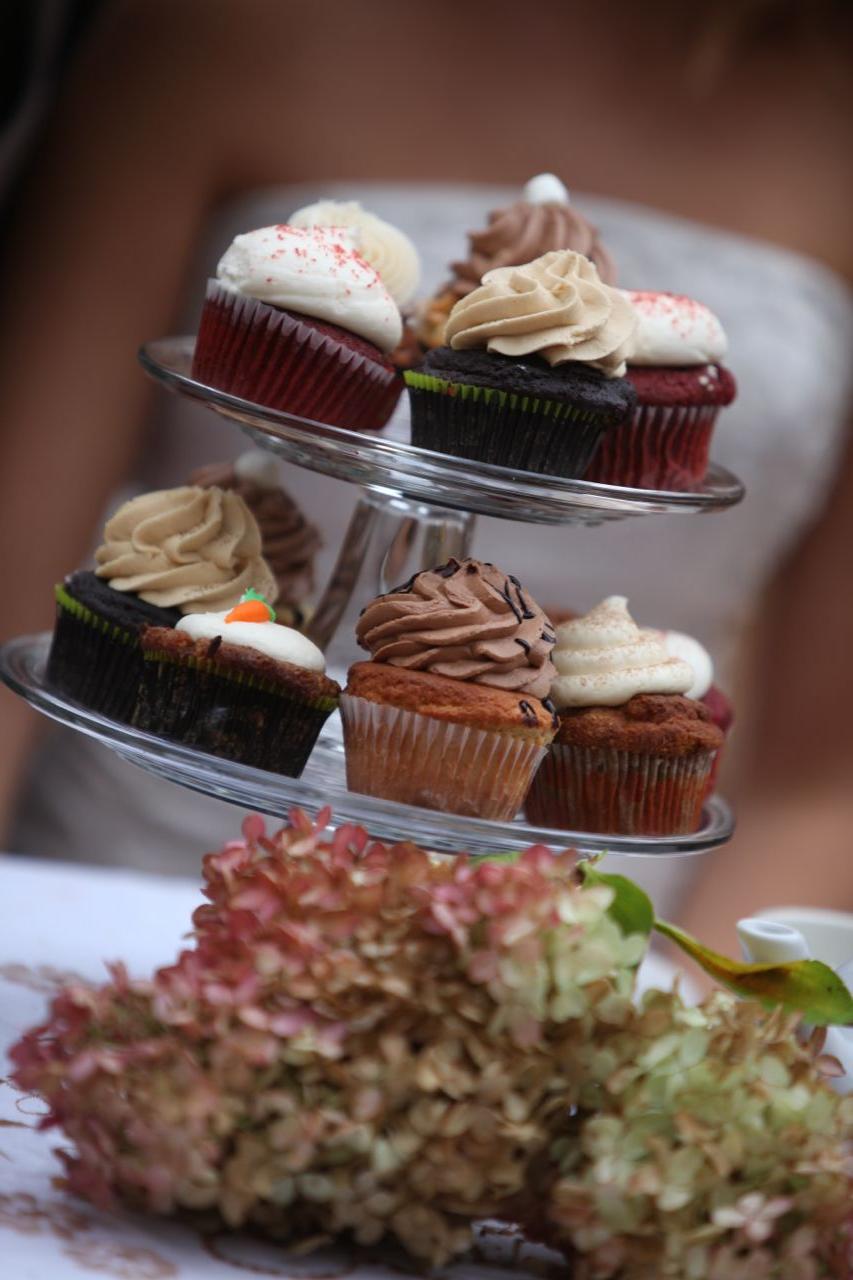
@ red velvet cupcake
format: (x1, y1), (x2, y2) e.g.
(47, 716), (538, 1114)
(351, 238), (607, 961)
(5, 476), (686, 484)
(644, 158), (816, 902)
(586, 292), (736, 491)
(192, 224), (403, 432)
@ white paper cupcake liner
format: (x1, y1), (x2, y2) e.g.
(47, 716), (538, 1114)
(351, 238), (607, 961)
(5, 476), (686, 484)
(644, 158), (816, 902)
(340, 694), (547, 822)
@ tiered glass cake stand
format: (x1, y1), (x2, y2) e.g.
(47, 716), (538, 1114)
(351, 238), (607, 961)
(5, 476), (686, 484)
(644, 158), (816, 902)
(0, 336), (745, 859)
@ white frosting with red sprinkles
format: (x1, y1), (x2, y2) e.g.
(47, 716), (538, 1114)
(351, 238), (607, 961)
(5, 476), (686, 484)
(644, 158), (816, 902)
(216, 224), (402, 353)
(624, 290), (727, 367)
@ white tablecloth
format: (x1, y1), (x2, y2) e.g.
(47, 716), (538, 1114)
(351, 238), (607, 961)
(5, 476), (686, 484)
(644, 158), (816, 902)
(0, 854), (681, 1279)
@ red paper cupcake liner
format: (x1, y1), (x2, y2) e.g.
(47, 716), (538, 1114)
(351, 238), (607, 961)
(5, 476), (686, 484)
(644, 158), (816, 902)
(585, 403), (720, 491)
(340, 694), (547, 821)
(524, 743), (715, 835)
(192, 282), (402, 432)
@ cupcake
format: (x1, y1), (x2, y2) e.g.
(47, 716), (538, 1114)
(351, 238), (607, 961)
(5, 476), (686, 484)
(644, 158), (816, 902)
(405, 250), (637, 478)
(46, 486), (276, 722)
(585, 292), (736, 490)
(191, 450), (321, 624)
(135, 591), (339, 776)
(340, 558), (558, 820)
(418, 174), (616, 350)
(657, 628), (734, 795)
(191, 224), (403, 431)
(525, 597), (723, 835)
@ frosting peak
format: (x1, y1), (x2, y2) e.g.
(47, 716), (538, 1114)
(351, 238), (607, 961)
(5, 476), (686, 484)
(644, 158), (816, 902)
(356, 558), (556, 700)
(95, 486), (277, 614)
(215, 224), (402, 353)
(551, 596), (694, 708)
(288, 199), (421, 308)
(625, 291), (728, 366)
(445, 251), (637, 377)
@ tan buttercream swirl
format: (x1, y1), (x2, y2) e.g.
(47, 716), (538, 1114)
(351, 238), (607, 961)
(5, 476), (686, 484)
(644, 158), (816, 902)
(452, 200), (617, 294)
(95, 486), (278, 613)
(445, 250), (638, 377)
(356, 558), (556, 700)
(191, 462), (321, 606)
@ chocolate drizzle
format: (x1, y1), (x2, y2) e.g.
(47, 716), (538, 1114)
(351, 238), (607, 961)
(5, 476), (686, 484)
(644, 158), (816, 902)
(355, 557), (557, 700)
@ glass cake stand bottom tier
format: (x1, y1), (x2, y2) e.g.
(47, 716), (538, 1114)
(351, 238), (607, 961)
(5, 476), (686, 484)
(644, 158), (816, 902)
(2, 634), (734, 860)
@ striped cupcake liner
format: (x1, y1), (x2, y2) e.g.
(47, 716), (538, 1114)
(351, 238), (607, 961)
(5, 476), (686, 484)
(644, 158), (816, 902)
(192, 282), (402, 432)
(584, 403), (720, 490)
(524, 742), (715, 835)
(340, 694), (548, 822)
(46, 586), (143, 722)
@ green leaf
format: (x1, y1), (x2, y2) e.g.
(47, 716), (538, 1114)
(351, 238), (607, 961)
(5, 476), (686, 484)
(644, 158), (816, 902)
(580, 864), (655, 939)
(655, 919), (853, 1027)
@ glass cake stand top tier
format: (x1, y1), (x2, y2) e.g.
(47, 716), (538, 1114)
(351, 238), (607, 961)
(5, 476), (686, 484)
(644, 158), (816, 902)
(1, 633), (735, 861)
(139, 337), (745, 528)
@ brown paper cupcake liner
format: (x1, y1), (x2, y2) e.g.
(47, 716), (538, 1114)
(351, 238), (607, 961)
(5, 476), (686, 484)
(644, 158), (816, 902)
(192, 282), (402, 431)
(340, 694), (547, 821)
(46, 586), (142, 722)
(524, 742), (715, 835)
(584, 403), (720, 490)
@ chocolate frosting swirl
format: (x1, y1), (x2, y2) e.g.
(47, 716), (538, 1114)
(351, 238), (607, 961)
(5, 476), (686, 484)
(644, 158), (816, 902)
(192, 461), (321, 606)
(449, 200), (616, 300)
(356, 558), (556, 699)
(95, 486), (277, 613)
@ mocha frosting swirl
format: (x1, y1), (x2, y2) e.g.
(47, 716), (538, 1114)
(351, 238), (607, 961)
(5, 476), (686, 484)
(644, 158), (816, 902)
(192, 460), (320, 606)
(448, 200), (616, 299)
(356, 558), (556, 699)
(445, 250), (637, 377)
(95, 486), (277, 613)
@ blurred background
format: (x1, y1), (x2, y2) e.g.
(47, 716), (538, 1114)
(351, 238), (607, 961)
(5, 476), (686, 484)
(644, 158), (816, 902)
(1, 0), (851, 954)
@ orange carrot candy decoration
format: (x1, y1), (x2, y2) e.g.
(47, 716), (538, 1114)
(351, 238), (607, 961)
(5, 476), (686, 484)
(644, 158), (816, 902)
(224, 589), (277, 624)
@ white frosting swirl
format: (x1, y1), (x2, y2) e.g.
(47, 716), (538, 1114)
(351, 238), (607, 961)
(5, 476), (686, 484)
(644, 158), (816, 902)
(625, 291), (727, 366)
(551, 596), (693, 708)
(654, 629), (714, 700)
(176, 611), (325, 671)
(288, 200), (421, 308)
(216, 225), (402, 353)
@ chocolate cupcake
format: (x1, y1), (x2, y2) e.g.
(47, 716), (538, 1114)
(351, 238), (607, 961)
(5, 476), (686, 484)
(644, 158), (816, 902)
(340, 558), (558, 821)
(418, 174), (616, 350)
(191, 451), (321, 622)
(135, 592), (339, 776)
(406, 250), (637, 478)
(192, 224), (404, 432)
(525, 597), (722, 835)
(46, 486), (276, 722)
(585, 292), (736, 490)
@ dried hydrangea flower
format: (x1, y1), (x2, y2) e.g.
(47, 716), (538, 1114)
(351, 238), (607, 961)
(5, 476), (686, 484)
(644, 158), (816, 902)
(537, 989), (853, 1279)
(11, 810), (642, 1266)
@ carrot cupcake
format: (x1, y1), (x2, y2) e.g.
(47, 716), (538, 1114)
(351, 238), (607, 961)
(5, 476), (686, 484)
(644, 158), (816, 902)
(525, 596), (722, 834)
(341, 558), (558, 820)
(135, 591), (339, 776)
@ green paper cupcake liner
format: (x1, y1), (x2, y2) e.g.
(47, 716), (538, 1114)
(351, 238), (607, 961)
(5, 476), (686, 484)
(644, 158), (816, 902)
(134, 647), (337, 776)
(404, 372), (612, 478)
